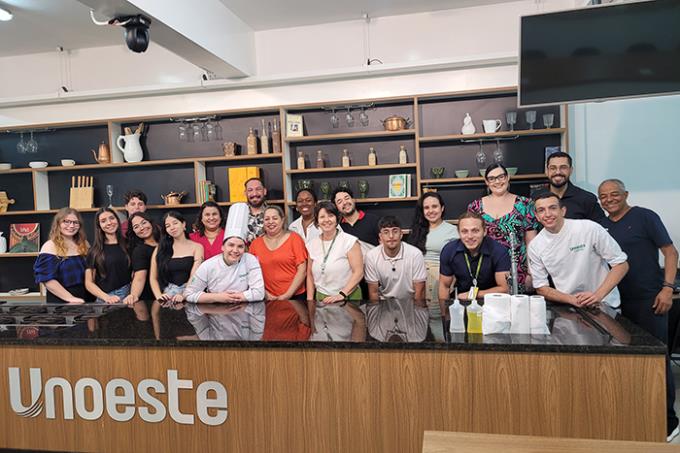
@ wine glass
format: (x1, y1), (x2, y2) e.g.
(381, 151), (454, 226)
(26, 131), (38, 153)
(475, 143), (487, 175)
(205, 121), (215, 141)
(493, 140), (504, 164)
(106, 185), (114, 208)
(191, 123), (201, 142)
(177, 123), (187, 141)
(506, 111), (517, 131)
(359, 107), (369, 127)
(330, 108), (339, 128)
(543, 113), (555, 129)
(214, 120), (223, 140)
(525, 111), (537, 130)
(16, 132), (27, 154)
(345, 108), (354, 128)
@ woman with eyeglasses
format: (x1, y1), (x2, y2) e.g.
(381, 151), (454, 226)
(467, 163), (539, 292)
(34, 208), (90, 304)
(190, 201), (225, 260)
(125, 211), (160, 319)
(84, 208), (131, 304)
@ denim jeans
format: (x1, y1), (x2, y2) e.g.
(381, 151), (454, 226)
(96, 283), (131, 303)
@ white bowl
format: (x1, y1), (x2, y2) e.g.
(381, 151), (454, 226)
(0, 163), (11, 170)
(28, 161), (48, 169)
(61, 159), (76, 167)
(455, 170), (469, 178)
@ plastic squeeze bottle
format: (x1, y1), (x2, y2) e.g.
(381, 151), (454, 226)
(449, 288), (465, 333)
(466, 297), (483, 334)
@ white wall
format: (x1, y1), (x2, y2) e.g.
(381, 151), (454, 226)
(569, 95), (680, 250)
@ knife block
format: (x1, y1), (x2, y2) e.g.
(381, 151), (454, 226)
(69, 176), (94, 209)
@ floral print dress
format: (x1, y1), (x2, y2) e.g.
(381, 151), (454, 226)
(467, 195), (539, 291)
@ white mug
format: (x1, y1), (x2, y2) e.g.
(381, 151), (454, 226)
(482, 119), (502, 133)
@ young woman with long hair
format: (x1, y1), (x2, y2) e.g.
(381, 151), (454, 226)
(408, 192), (459, 302)
(125, 211), (160, 320)
(34, 208), (90, 304)
(149, 211), (203, 338)
(84, 208), (131, 304)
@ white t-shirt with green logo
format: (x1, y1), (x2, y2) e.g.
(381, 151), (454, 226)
(528, 219), (627, 308)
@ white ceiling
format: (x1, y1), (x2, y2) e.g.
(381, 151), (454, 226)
(0, 0), (517, 57)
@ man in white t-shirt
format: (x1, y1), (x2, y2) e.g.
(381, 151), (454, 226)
(528, 192), (628, 308)
(365, 216), (427, 301)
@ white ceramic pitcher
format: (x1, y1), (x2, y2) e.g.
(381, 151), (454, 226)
(116, 133), (144, 163)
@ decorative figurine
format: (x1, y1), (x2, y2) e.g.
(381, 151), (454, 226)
(431, 167), (445, 179)
(461, 113), (476, 135)
(0, 191), (15, 214)
(368, 147), (377, 166)
(399, 145), (408, 164)
(223, 142), (239, 156)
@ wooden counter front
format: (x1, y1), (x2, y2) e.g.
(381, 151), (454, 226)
(0, 346), (665, 453)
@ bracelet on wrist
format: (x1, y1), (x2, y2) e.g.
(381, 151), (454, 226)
(339, 290), (348, 300)
(662, 282), (675, 290)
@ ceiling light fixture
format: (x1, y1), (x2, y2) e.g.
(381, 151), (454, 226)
(0, 7), (13, 21)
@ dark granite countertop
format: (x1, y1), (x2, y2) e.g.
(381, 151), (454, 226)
(0, 298), (666, 355)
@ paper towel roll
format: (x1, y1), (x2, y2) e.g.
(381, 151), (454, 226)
(482, 293), (511, 335)
(510, 295), (531, 334)
(529, 295), (550, 335)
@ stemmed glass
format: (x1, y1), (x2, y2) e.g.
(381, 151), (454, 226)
(106, 185), (114, 208)
(525, 111), (537, 130)
(476, 142), (487, 175)
(16, 132), (27, 154)
(214, 120), (223, 140)
(359, 107), (369, 127)
(493, 140), (504, 164)
(506, 111), (517, 131)
(191, 123), (202, 142)
(345, 108), (354, 128)
(26, 131), (38, 153)
(205, 120), (215, 141)
(543, 113), (554, 129)
(178, 123), (187, 141)
(330, 108), (339, 128)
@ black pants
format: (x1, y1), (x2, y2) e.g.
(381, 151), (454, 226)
(621, 298), (678, 428)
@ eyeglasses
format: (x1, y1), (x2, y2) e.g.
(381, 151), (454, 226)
(62, 220), (80, 226)
(131, 220), (150, 231)
(486, 174), (508, 183)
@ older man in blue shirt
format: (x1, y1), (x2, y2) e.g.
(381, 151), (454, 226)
(438, 211), (510, 301)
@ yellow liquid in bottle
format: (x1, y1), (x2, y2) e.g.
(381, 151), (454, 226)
(466, 306), (483, 334)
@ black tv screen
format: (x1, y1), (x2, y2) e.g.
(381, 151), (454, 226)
(519, 0), (680, 107)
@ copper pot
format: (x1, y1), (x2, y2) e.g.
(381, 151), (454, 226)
(161, 191), (187, 206)
(381, 115), (411, 131)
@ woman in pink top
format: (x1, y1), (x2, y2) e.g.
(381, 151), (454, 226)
(189, 202), (225, 260)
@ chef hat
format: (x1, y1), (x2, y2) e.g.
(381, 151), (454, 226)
(223, 202), (249, 243)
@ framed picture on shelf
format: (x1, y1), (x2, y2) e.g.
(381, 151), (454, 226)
(286, 114), (304, 137)
(9, 223), (40, 253)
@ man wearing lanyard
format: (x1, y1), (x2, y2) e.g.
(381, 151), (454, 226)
(438, 211), (511, 301)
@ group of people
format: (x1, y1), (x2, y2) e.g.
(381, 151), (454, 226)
(31, 152), (679, 438)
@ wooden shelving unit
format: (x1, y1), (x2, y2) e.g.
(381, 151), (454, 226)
(285, 129), (416, 143)
(287, 163), (416, 174)
(420, 173), (548, 184)
(418, 128), (566, 143)
(285, 196), (418, 206)
(0, 252), (39, 258)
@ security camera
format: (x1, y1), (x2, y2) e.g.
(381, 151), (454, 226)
(122, 15), (151, 53)
(90, 11), (151, 53)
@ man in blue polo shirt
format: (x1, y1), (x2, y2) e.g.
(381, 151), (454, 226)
(598, 178), (679, 441)
(438, 211), (510, 301)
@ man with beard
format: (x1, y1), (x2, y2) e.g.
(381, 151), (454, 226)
(364, 216), (427, 301)
(438, 211), (510, 301)
(546, 151), (605, 221)
(331, 187), (379, 255)
(244, 178), (268, 244)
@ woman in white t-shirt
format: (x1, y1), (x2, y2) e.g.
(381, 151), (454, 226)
(306, 201), (364, 303)
(408, 192), (459, 302)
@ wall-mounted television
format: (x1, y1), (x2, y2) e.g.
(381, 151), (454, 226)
(519, 0), (680, 107)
